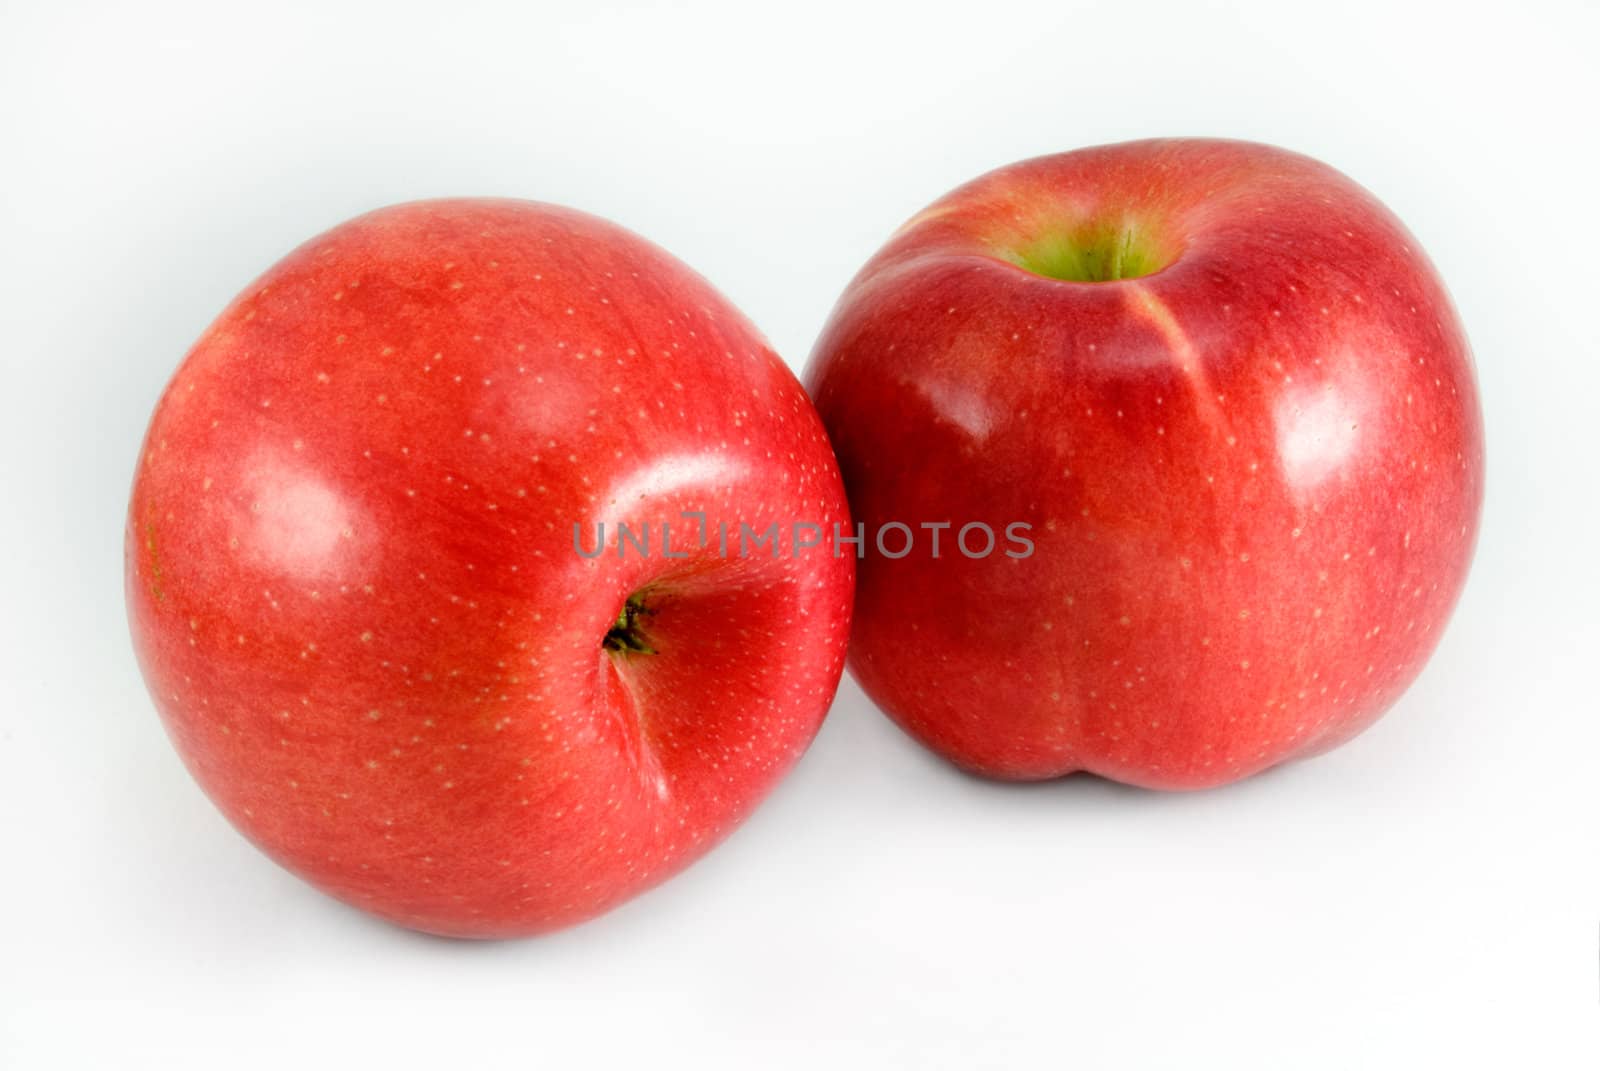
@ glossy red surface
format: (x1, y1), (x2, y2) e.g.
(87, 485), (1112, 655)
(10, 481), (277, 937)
(807, 139), (1483, 788)
(128, 200), (853, 936)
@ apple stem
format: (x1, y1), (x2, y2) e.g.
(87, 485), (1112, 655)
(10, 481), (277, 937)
(603, 594), (656, 655)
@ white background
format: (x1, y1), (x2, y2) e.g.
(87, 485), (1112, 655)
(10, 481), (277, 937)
(3, 1), (1596, 1066)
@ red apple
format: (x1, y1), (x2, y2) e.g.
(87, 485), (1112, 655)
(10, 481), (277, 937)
(806, 139), (1483, 789)
(127, 200), (853, 937)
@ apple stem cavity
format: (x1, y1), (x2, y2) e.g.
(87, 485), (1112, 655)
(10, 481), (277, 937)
(603, 593), (657, 655)
(1001, 219), (1173, 283)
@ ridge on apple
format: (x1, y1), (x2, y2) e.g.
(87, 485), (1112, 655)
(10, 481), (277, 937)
(127, 199), (854, 937)
(806, 138), (1483, 789)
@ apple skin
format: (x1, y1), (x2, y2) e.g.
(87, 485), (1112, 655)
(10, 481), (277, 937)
(805, 139), (1483, 789)
(127, 199), (853, 937)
